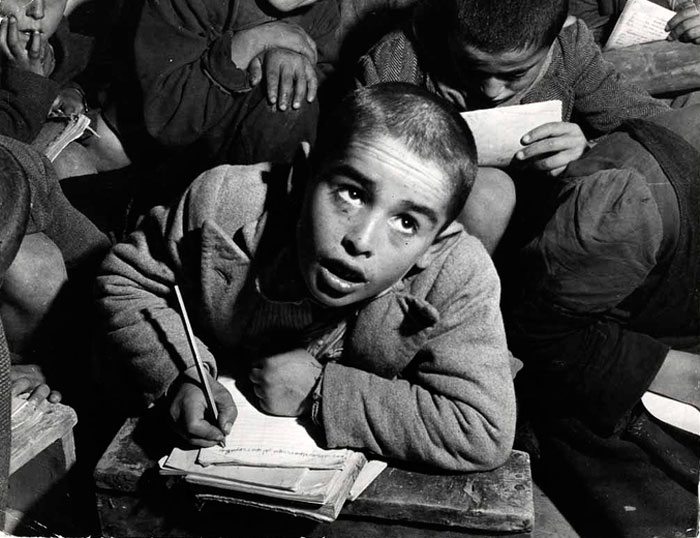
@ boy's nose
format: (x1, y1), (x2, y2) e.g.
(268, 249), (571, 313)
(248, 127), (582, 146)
(26, 0), (45, 19)
(341, 216), (379, 257)
(480, 78), (506, 101)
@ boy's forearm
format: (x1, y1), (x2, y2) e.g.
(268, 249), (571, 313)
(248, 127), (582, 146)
(319, 361), (515, 471)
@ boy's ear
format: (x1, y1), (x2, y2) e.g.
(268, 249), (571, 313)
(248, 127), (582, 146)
(414, 221), (463, 270)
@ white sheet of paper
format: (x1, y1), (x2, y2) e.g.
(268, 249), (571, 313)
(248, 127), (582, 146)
(642, 391), (700, 436)
(460, 100), (562, 167)
(605, 0), (675, 50)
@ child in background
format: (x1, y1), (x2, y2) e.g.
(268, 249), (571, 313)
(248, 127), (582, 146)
(96, 83), (517, 471)
(132, 0), (340, 171)
(0, 0), (132, 177)
(356, 0), (669, 253)
(570, 0), (700, 45)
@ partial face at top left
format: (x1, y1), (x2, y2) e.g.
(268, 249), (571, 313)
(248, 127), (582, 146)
(0, 0), (67, 44)
(296, 134), (455, 308)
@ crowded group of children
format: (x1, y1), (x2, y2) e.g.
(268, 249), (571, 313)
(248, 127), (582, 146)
(0, 0), (698, 536)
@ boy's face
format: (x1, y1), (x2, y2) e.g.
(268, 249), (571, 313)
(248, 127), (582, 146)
(297, 135), (454, 308)
(0, 0), (67, 44)
(448, 40), (550, 107)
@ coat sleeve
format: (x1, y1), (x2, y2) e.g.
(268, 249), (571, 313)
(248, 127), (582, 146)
(134, 0), (250, 147)
(320, 238), (516, 471)
(95, 177), (223, 406)
(0, 67), (59, 143)
(566, 20), (669, 135)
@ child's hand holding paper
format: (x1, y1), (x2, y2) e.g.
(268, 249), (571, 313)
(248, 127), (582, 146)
(515, 121), (588, 176)
(666, 1), (700, 44)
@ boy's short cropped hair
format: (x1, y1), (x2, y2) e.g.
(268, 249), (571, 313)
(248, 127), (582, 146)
(314, 82), (478, 224)
(416, 0), (569, 55)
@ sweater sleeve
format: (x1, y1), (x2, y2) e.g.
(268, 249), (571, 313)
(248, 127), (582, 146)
(95, 181), (221, 406)
(508, 169), (669, 434)
(0, 67), (59, 143)
(134, 0), (250, 148)
(566, 20), (669, 135)
(320, 237), (516, 471)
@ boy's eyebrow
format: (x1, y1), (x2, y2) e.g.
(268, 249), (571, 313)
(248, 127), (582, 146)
(330, 164), (440, 226)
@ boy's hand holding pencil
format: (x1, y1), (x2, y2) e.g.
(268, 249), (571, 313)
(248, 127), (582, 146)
(170, 285), (237, 448)
(168, 366), (237, 448)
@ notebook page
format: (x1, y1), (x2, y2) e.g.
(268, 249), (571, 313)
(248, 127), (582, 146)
(198, 376), (352, 469)
(605, 0), (675, 50)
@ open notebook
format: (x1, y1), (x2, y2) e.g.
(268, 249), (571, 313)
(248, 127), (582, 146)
(160, 376), (385, 522)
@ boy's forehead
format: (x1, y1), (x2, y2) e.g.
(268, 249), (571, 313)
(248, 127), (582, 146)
(455, 42), (550, 74)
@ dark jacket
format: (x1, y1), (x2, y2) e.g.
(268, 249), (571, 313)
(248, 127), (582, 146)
(507, 108), (700, 435)
(134, 0), (339, 151)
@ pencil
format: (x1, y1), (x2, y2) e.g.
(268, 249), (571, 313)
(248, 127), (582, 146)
(173, 284), (220, 427)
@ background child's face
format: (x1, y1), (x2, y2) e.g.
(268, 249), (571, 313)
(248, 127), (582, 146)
(0, 0), (67, 44)
(448, 41), (550, 107)
(297, 135), (452, 308)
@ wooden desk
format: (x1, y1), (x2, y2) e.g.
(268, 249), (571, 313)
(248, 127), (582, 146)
(94, 415), (579, 538)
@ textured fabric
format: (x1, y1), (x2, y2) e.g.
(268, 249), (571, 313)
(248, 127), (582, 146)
(508, 107), (700, 434)
(96, 162), (516, 471)
(134, 0), (339, 164)
(0, 136), (110, 271)
(356, 18), (669, 136)
(0, 322), (10, 529)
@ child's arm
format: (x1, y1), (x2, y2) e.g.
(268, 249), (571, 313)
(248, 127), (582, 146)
(135, 0), (318, 147)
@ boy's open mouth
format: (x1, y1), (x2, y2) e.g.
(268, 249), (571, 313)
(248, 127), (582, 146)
(320, 258), (366, 284)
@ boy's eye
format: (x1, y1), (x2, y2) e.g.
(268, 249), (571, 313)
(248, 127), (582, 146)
(389, 215), (418, 235)
(336, 186), (364, 206)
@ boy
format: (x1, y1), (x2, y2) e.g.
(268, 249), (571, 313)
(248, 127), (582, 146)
(96, 83), (517, 471)
(506, 106), (700, 536)
(0, 0), (91, 143)
(133, 0), (339, 169)
(356, 0), (670, 252)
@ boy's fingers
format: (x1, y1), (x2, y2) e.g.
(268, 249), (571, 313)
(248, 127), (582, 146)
(292, 67), (307, 109)
(516, 136), (573, 160)
(11, 377), (32, 397)
(27, 383), (50, 405)
(305, 61), (318, 103)
(48, 390), (62, 403)
(265, 59), (280, 105)
(521, 122), (573, 144)
(277, 63), (294, 111)
(6, 16), (21, 57)
(28, 31), (42, 60)
(249, 56), (263, 86)
(0, 18), (11, 58)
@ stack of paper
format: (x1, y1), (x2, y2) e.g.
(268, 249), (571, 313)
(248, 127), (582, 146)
(160, 377), (385, 522)
(32, 114), (92, 162)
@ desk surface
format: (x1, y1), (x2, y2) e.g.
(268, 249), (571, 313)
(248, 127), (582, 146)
(95, 416), (579, 538)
